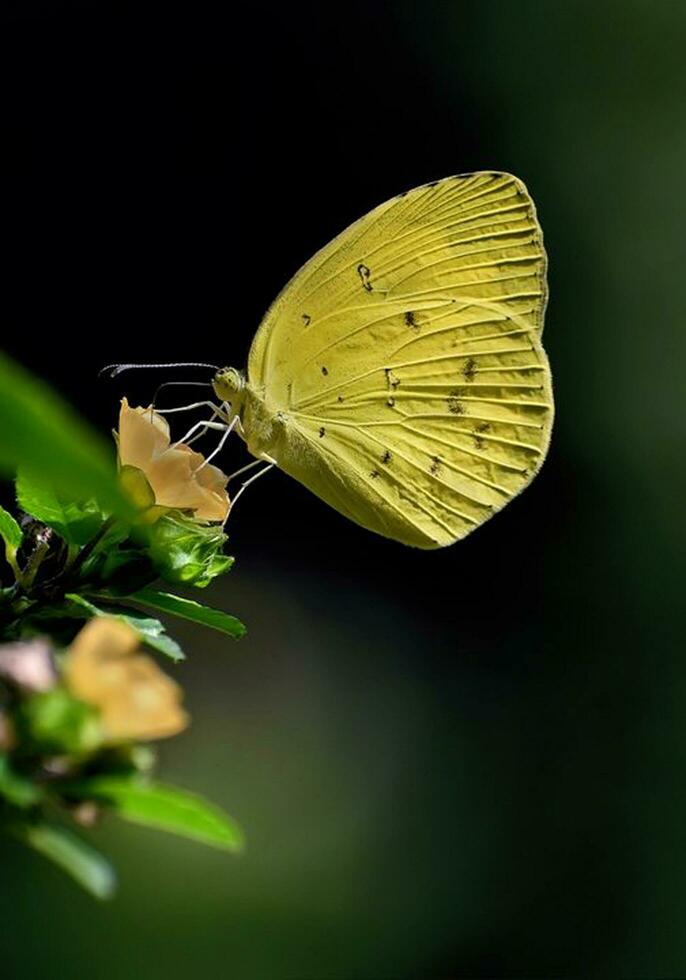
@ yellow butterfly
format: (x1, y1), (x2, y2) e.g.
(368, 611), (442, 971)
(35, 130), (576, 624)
(211, 172), (553, 549)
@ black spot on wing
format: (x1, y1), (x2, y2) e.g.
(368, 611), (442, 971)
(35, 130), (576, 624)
(448, 390), (465, 415)
(381, 450), (392, 465)
(357, 263), (373, 292)
(319, 426), (326, 438)
(473, 422), (490, 449)
(404, 311), (419, 330)
(463, 357), (477, 382)
(385, 368), (400, 390)
(302, 313), (311, 327)
(321, 366), (328, 376)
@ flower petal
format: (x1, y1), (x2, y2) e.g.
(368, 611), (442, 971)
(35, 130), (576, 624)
(116, 401), (230, 522)
(143, 448), (229, 521)
(64, 618), (188, 743)
(118, 399), (170, 471)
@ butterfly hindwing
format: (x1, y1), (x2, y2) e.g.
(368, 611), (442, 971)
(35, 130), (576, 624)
(246, 173), (553, 548)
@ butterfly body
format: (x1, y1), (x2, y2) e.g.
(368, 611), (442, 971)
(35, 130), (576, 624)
(213, 370), (284, 461)
(214, 173), (553, 548)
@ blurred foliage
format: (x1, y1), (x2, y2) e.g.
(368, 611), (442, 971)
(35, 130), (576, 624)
(0, 352), (245, 898)
(0, 352), (128, 519)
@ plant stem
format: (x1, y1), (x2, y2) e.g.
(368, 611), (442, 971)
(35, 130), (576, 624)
(63, 517), (117, 581)
(20, 532), (52, 591)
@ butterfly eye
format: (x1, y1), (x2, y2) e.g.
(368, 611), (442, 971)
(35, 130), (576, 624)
(212, 367), (245, 405)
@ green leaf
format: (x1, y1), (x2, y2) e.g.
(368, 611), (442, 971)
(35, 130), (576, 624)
(71, 776), (244, 852)
(14, 820), (116, 899)
(0, 351), (129, 518)
(116, 611), (185, 662)
(136, 513), (234, 588)
(0, 505), (22, 550)
(0, 504), (22, 578)
(0, 754), (43, 808)
(64, 593), (185, 662)
(17, 689), (103, 755)
(130, 587), (246, 639)
(16, 471), (104, 546)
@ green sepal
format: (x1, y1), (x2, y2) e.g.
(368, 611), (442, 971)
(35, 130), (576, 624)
(135, 513), (233, 588)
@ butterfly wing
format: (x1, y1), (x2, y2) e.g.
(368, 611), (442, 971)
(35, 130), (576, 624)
(247, 172), (553, 548)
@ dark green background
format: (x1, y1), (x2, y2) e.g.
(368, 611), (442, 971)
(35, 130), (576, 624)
(2, 1), (685, 976)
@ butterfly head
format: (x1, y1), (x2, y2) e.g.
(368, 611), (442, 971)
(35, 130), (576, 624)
(213, 366), (246, 411)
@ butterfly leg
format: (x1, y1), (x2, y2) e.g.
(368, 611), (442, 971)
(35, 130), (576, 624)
(195, 415), (239, 471)
(226, 458), (273, 483)
(156, 399), (244, 460)
(169, 418), (229, 449)
(229, 463), (275, 511)
(165, 401), (232, 448)
(232, 414), (247, 439)
(180, 404), (237, 449)
(155, 399), (231, 420)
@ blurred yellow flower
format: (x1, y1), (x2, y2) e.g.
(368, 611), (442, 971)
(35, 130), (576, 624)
(64, 618), (188, 742)
(117, 398), (230, 522)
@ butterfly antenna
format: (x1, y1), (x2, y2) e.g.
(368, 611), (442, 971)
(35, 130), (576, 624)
(151, 380), (213, 409)
(99, 362), (220, 379)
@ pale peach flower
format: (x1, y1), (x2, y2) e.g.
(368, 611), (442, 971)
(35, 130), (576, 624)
(64, 618), (188, 742)
(117, 398), (230, 522)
